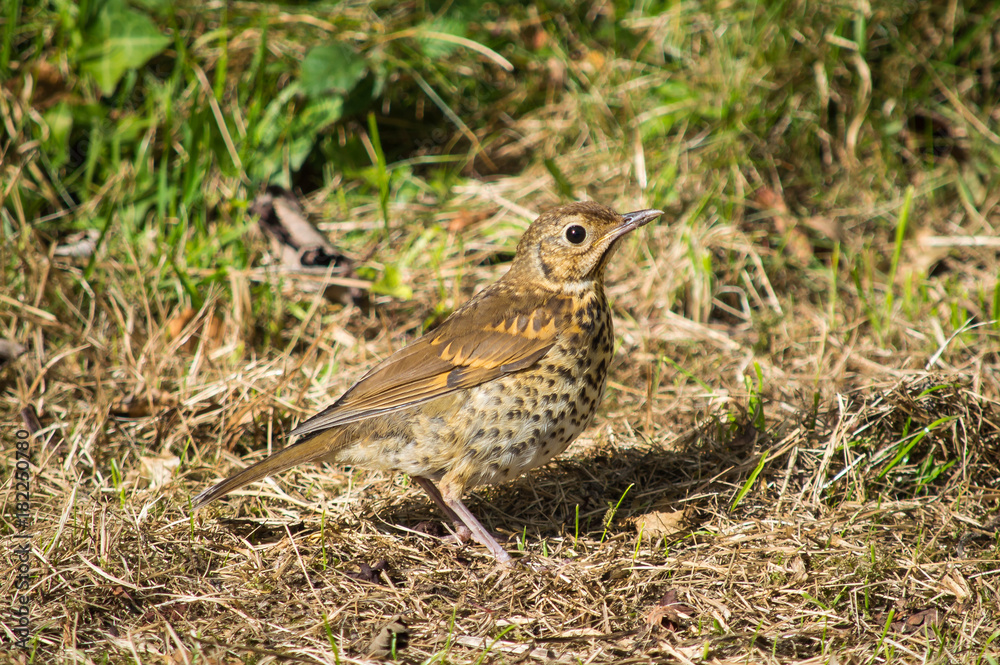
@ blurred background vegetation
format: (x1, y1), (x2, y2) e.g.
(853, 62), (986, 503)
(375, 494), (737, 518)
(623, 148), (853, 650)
(5, 0), (998, 333)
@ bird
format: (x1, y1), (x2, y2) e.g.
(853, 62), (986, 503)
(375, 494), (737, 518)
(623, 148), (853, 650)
(192, 201), (663, 564)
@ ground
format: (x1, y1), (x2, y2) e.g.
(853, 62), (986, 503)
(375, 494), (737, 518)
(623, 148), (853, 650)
(1, 1), (999, 663)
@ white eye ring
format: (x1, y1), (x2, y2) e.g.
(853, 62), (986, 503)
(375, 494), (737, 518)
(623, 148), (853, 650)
(564, 224), (587, 244)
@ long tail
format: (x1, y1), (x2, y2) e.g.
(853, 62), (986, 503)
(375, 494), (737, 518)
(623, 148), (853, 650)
(191, 431), (338, 510)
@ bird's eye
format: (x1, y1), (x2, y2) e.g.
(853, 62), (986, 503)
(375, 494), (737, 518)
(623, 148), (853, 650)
(564, 225), (587, 244)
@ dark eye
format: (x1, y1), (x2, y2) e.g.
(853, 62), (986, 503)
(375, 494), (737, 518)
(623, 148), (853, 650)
(565, 225), (587, 244)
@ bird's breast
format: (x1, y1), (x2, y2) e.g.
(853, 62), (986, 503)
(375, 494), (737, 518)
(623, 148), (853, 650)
(450, 292), (615, 487)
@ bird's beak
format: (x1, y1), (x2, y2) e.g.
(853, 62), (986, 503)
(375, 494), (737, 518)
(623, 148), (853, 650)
(606, 208), (664, 241)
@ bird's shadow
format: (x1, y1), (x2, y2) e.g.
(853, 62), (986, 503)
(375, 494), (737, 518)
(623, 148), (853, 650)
(373, 420), (767, 544)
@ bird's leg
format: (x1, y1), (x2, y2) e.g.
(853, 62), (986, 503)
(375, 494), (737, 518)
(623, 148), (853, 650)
(439, 481), (512, 565)
(411, 476), (471, 542)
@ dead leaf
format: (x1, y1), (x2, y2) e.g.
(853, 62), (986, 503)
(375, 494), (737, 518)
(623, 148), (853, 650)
(250, 186), (367, 307)
(160, 648), (192, 665)
(752, 186), (845, 263)
(446, 209), (490, 234)
(345, 560), (390, 585)
(755, 186), (788, 215)
(367, 614), (409, 659)
(54, 230), (99, 259)
(802, 215), (843, 242)
(900, 110), (969, 163)
(646, 590), (696, 631)
(4, 60), (74, 110)
(140, 455), (181, 488)
(785, 229), (815, 263)
(520, 12), (547, 51)
(166, 308), (225, 352)
(787, 555), (808, 585)
(905, 226), (950, 277)
(560, 627), (603, 637)
(166, 307), (196, 340)
(20, 406), (42, 435)
(632, 509), (687, 539)
(203, 312), (223, 345)
(939, 569), (971, 600)
(581, 50), (606, 72)
(0, 340), (25, 367)
(547, 56), (567, 90)
(891, 607), (944, 634)
(754, 187), (813, 263)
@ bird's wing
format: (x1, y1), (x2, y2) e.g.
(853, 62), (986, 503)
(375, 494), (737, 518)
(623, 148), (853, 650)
(290, 292), (572, 437)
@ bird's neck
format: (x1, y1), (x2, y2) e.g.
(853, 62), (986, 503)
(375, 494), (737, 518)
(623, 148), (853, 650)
(555, 276), (600, 298)
(505, 260), (601, 298)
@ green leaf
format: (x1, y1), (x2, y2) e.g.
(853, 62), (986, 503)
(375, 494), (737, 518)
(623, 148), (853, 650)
(288, 97), (345, 170)
(250, 83), (346, 183)
(371, 265), (413, 300)
(415, 19), (467, 58)
(42, 101), (73, 169)
(78, 0), (170, 95)
(300, 44), (367, 99)
(341, 63), (385, 117)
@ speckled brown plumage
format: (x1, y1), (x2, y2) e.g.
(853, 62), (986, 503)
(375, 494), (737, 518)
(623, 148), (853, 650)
(193, 201), (663, 564)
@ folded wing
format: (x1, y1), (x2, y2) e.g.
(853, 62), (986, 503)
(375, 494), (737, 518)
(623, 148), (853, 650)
(291, 293), (571, 438)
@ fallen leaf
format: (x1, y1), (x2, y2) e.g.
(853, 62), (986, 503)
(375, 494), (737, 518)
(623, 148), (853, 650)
(891, 607), (944, 634)
(345, 559), (390, 585)
(785, 229), (815, 263)
(802, 215), (843, 242)
(940, 569), (971, 600)
(166, 307), (196, 340)
(905, 226), (950, 277)
(367, 614), (409, 659)
(412, 521), (447, 538)
(53, 230), (100, 258)
(755, 188), (811, 262)
(250, 186), (367, 307)
(755, 186), (788, 215)
(4, 60), (74, 110)
(166, 307), (225, 352)
(547, 56), (567, 90)
(786, 555), (809, 585)
(140, 455), (180, 488)
(900, 110), (969, 163)
(582, 50), (605, 72)
(646, 589), (696, 631)
(520, 13), (547, 51)
(753, 186), (838, 263)
(0, 340), (25, 367)
(632, 509), (687, 539)
(446, 209), (490, 234)
(560, 627), (603, 637)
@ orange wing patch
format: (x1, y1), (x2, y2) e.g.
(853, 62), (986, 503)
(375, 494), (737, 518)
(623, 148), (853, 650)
(290, 293), (572, 438)
(483, 310), (557, 340)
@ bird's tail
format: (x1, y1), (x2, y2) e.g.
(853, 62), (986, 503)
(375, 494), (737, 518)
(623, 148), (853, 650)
(191, 430), (338, 510)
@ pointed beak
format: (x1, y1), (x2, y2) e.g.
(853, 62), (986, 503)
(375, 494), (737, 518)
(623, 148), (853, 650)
(607, 208), (664, 241)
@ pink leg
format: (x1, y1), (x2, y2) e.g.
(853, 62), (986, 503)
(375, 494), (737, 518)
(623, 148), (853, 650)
(440, 482), (512, 565)
(412, 476), (471, 541)
(413, 476), (512, 565)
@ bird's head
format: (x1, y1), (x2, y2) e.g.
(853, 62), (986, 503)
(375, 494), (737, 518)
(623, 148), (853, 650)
(511, 201), (663, 292)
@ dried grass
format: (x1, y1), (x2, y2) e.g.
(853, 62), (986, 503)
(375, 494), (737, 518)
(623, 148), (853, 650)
(4, 2), (1000, 663)
(3, 212), (999, 662)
